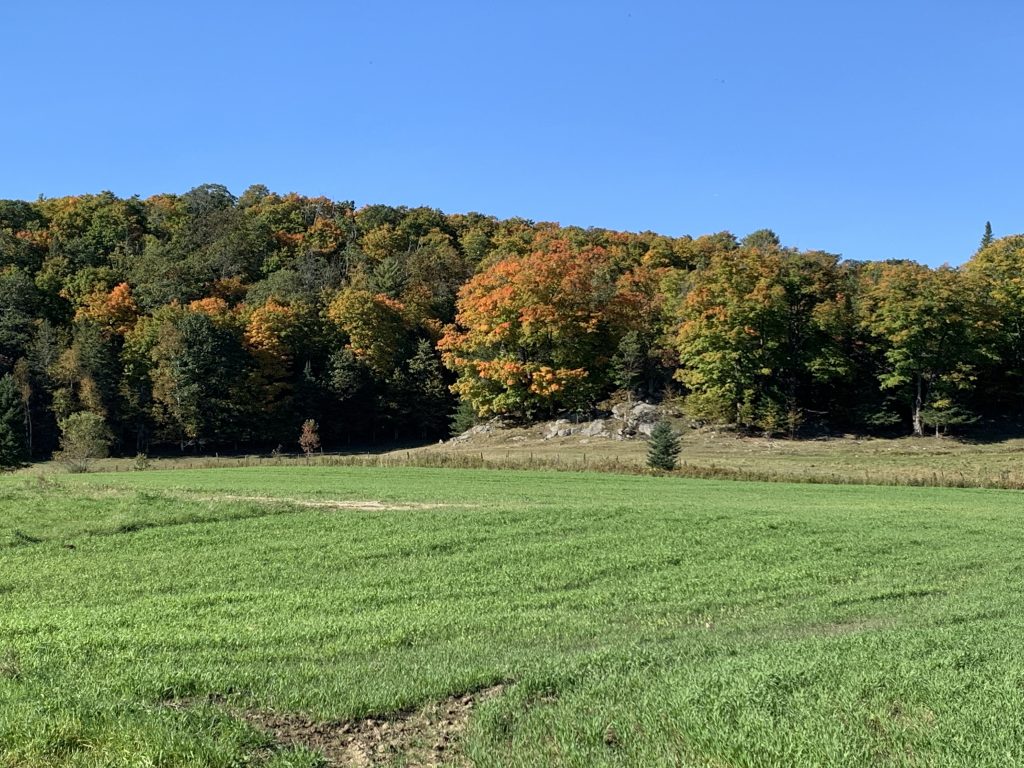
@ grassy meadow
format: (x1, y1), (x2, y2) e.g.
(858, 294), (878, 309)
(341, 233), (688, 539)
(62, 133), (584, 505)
(31, 429), (1024, 491)
(2, 466), (1024, 766)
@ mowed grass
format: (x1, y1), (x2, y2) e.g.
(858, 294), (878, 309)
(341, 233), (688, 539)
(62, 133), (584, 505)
(2, 467), (1024, 766)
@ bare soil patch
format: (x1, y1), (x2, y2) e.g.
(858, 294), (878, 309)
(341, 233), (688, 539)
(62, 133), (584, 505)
(199, 494), (453, 512)
(246, 684), (506, 767)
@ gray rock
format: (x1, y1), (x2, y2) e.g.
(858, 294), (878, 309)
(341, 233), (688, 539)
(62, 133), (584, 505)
(544, 419), (577, 439)
(454, 419), (499, 441)
(637, 421), (657, 437)
(579, 419), (610, 438)
(630, 403), (662, 424)
(609, 401), (666, 439)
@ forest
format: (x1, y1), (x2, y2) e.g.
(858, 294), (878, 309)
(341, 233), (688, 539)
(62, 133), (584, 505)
(0, 183), (1021, 462)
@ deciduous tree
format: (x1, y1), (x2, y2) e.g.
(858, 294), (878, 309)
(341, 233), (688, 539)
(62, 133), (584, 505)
(858, 263), (983, 436)
(439, 236), (619, 419)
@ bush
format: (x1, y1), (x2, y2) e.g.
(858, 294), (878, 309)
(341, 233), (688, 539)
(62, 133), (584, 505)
(56, 412), (112, 472)
(647, 420), (681, 471)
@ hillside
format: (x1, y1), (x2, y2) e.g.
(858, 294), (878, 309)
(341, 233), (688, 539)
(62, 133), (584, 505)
(2, 187), (1023, 467)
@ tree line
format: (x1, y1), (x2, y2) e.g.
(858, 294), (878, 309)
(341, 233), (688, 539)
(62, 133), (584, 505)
(0, 184), (1020, 464)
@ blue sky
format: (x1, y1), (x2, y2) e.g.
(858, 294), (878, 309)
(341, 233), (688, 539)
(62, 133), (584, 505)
(2, 1), (1021, 265)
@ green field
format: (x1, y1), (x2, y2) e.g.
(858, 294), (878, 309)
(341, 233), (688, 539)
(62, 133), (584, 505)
(2, 467), (1024, 766)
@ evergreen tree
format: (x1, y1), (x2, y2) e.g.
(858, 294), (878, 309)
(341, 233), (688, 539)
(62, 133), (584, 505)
(980, 221), (994, 250)
(404, 339), (451, 436)
(647, 420), (681, 471)
(0, 374), (29, 469)
(449, 398), (478, 437)
(611, 330), (645, 406)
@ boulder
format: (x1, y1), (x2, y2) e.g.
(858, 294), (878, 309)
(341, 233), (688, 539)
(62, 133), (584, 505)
(629, 403), (662, 425)
(454, 419), (499, 441)
(579, 419), (611, 438)
(637, 421), (657, 437)
(611, 402), (631, 420)
(544, 419), (577, 439)
(611, 401), (666, 438)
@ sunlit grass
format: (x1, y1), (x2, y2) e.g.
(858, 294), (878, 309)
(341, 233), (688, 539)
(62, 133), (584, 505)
(2, 467), (1023, 766)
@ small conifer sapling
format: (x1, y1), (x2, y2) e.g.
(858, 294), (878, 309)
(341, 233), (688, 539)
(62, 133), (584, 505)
(647, 420), (681, 471)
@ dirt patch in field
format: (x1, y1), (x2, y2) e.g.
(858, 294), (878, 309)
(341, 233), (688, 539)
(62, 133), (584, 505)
(247, 684), (505, 767)
(197, 493), (453, 512)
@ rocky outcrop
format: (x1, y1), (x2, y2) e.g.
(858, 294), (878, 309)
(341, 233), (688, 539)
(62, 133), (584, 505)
(453, 419), (501, 441)
(613, 402), (663, 438)
(452, 403), (671, 443)
(545, 419), (577, 439)
(579, 419), (611, 438)
(541, 403), (668, 441)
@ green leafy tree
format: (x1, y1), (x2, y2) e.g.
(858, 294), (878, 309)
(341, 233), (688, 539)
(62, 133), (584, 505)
(858, 263), (984, 436)
(326, 288), (410, 377)
(612, 330), (645, 406)
(56, 411), (111, 471)
(674, 244), (788, 429)
(148, 308), (249, 448)
(675, 242), (851, 433)
(647, 420), (681, 470)
(964, 235), (1024, 412)
(0, 267), (40, 374)
(0, 374), (29, 469)
(51, 320), (123, 432)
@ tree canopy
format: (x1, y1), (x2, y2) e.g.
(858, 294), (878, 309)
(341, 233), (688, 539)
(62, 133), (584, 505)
(0, 184), (1019, 458)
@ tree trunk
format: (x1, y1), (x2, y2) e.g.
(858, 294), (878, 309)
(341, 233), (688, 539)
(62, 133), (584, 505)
(912, 374), (924, 437)
(24, 400), (32, 456)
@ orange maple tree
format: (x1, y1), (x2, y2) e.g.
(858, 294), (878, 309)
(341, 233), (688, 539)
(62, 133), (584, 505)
(75, 282), (139, 335)
(438, 236), (624, 418)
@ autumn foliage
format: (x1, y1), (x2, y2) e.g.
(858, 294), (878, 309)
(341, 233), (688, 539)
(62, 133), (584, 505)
(1, 183), (1022, 458)
(440, 236), (628, 418)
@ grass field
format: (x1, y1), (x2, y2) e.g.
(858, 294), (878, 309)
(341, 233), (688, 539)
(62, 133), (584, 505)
(31, 429), (1024, 491)
(2, 466), (1024, 766)
(425, 428), (1024, 489)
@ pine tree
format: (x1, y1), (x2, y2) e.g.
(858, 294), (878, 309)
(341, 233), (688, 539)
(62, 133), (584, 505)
(0, 374), (29, 469)
(449, 398), (478, 437)
(980, 221), (994, 250)
(611, 330), (645, 406)
(647, 420), (681, 471)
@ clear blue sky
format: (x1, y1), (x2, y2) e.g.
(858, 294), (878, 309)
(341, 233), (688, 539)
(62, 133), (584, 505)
(2, 1), (1021, 266)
